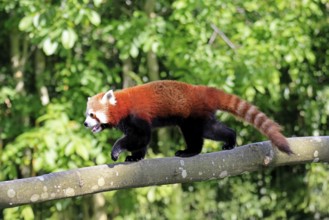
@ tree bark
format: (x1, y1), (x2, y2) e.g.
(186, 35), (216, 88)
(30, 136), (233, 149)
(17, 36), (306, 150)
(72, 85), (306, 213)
(146, 50), (160, 81)
(10, 29), (33, 178)
(0, 136), (328, 209)
(35, 49), (49, 106)
(10, 29), (29, 93)
(144, 0), (160, 81)
(122, 57), (135, 88)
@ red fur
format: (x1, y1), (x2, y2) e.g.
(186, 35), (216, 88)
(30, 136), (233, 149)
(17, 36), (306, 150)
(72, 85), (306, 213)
(102, 81), (216, 124)
(91, 80), (292, 154)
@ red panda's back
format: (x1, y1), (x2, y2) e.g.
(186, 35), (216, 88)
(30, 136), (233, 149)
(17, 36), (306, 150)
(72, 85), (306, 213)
(146, 81), (217, 118)
(119, 81), (218, 121)
(146, 81), (193, 118)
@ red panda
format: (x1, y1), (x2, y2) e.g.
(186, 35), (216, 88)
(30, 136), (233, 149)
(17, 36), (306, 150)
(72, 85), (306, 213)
(84, 80), (292, 161)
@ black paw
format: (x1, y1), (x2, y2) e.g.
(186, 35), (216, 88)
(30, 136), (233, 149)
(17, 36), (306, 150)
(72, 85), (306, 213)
(222, 143), (235, 150)
(111, 152), (119, 161)
(125, 155), (144, 162)
(175, 150), (200, 157)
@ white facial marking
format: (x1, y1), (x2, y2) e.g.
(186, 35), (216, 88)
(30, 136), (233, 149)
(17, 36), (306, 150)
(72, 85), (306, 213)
(96, 112), (108, 124)
(84, 109), (99, 128)
(85, 114), (98, 127)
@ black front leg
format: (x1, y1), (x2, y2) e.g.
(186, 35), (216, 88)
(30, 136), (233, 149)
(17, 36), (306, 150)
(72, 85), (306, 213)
(111, 116), (151, 162)
(111, 136), (127, 161)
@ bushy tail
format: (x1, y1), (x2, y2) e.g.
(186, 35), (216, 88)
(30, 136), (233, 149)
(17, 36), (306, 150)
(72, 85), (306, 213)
(215, 89), (292, 154)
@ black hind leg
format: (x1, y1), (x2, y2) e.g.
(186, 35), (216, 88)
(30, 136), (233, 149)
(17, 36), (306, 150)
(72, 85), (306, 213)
(176, 118), (204, 157)
(203, 117), (236, 150)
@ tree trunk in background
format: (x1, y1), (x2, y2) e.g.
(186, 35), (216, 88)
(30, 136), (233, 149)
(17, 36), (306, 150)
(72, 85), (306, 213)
(92, 194), (107, 220)
(122, 57), (135, 88)
(147, 50), (159, 81)
(81, 188), (107, 219)
(10, 29), (33, 178)
(144, 0), (160, 82)
(144, 0), (173, 153)
(35, 49), (49, 106)
(10, 29), (27, 94)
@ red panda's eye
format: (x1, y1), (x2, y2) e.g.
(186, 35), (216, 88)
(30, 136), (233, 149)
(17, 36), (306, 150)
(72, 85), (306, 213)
(89, 113), (95, 118)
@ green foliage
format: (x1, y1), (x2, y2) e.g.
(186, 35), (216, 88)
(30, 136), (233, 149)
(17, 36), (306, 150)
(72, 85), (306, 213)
(15, 0), (101, 55)
(0, 0), (328, 219)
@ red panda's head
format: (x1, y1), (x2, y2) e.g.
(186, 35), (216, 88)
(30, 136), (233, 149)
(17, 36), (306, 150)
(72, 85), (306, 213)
(84, 90), (117, 133)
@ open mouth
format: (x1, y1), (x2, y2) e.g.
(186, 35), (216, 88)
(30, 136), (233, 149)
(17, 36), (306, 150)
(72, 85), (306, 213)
(91, 124), (103, 133)
(91, 124), (111, 133)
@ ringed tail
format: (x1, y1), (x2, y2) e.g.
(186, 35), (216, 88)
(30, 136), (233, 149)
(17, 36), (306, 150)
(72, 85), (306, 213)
(215, 89), (293, 155)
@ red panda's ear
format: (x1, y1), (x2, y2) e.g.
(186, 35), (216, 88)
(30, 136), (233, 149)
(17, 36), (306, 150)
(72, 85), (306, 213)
(101, 90), (116, 105)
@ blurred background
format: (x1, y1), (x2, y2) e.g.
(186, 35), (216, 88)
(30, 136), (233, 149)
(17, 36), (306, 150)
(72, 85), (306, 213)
(0, 0), (328, 219)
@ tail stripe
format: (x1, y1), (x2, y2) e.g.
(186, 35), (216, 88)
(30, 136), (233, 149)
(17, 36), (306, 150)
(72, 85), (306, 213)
(254, 113), (266, 128)
(245, 106), (258, 123)
(229, 95), (240, 112)
(215, 89), (292, 155)
(265, 126), (277, 136)
(260, 119), (274, 134)
(237, 101), (249, 118)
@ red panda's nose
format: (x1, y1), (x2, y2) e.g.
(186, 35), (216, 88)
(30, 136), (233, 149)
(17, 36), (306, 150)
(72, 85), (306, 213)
(84, 122), (88, 127)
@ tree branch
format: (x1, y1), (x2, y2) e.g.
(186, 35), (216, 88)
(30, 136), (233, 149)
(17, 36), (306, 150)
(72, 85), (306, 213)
(209, 23), (238, 50)
(1, 136), (328, 209)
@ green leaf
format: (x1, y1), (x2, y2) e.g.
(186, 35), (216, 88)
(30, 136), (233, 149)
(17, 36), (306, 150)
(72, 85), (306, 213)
(88, 10), (101, 26)
(33, 13), (40, 28)
(95, 154), (106, 164)
(45, 149), (57, 168)
(21, 206), (34, 220)
(18, 15), (33, 31)
(65, 142), (75, 156)
(61, 28), (77, 49)
(76, 145), (89, 160)
(151, 41), (159, 53)
(43, 38), (58, 56)
(44, 134), (56, 149)
(130, 44), (139, 58)
(33, 157), (43, 172)
(93, 0), (103, 7)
